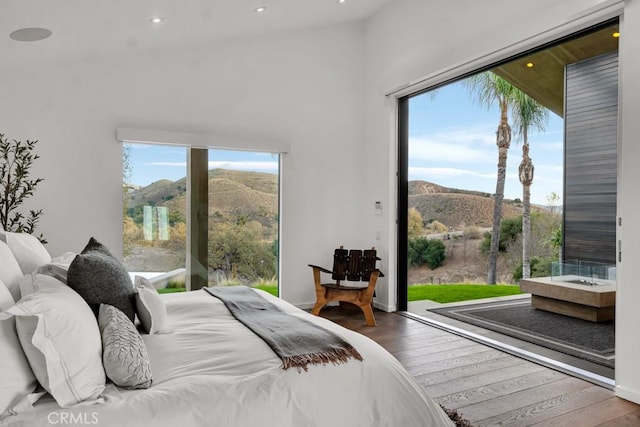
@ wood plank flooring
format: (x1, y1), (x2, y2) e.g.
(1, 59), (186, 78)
(318, 306), (640, 427)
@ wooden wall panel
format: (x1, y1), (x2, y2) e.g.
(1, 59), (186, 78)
(563, 51), (618, 265)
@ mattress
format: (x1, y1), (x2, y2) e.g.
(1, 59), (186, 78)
(4, 289), (453, 427)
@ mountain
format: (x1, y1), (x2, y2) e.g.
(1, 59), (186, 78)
(126, 173), (529, 234)
(126, 169), (278, 234)
(409, 180), (528, 230)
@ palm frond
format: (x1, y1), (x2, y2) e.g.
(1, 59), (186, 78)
(510, 89), (550, 143)
(464, 72), (515, 111)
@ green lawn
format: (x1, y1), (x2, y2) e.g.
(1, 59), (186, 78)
(156, 284), (278, 296)
(252, 284), (278, 296)
(408, 284), (522, 303)
(157, 287), (186, 294)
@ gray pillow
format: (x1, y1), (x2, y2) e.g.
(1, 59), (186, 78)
(67, 237), (136, 322)
(98, 304), (152, 389)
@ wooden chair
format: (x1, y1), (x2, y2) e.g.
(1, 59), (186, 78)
(309, 246), (384, 326)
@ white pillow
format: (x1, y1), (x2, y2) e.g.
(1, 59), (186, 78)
(0, 240), (23, 302)
(0, 279), (37, 419)
(3, 274), (105, 408)
(0, 230), (51, 275)
(99, 304), (152, 389)
(36, 252), (77, 284)
(134, 276), (169, 334)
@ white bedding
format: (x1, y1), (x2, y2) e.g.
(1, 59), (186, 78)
(4, 289), (453, 427)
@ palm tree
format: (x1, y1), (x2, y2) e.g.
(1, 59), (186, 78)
(512, 90), (549, 279)
(465, 72), (514, 284)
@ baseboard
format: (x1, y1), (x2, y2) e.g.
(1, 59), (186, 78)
(616, 385), (640, 404)
(295, 302), (318, 310)
(373, 301), (394, 312)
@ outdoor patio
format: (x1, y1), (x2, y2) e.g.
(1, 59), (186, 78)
(406, 293), (615, 385)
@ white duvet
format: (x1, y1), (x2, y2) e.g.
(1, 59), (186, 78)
(4, 290), (453, 427)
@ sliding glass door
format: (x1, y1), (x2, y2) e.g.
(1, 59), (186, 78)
(123, 144), (280, 295)
(398, 19), (618, 311)
(206, 149), (279, 295)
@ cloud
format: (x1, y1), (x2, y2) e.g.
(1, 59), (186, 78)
(409, 166), (497, 180)
(147, 162), (186, 167)
(147, 161), (279, 172)
(208, 161), (278, 171)
(409, 131), (497, 164)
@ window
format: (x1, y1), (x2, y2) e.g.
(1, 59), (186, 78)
(398, 19), (619, 309)
(123, 143), (187, 278)
(123, 143), (280, 295)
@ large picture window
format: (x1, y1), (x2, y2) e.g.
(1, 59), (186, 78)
(123, 143), (280, 296)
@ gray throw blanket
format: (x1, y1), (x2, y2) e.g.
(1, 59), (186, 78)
(204, 286), (363, 371)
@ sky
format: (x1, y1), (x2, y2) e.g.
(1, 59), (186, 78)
(126, 144), (279, 187)
(127, 78), (564, 206)
(408, 79), (564, 206)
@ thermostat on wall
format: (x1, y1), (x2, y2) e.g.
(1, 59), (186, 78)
(374, 201), (382, 215)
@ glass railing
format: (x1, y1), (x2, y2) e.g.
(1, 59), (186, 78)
(551, 260), (616, 286)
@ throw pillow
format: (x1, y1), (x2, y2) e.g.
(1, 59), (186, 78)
(3, 274), (105, 408)
(0, 279), (37, 420)
(0, 240), (24, 302)
(67, 237), (136, 322)
(98, 304), (153, 389)
(36, 252), (77, 284)
(134, 276), (169, 334)
(0, 230), (51, 275)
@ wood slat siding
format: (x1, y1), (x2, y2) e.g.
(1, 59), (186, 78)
(563, 51), (618, 265)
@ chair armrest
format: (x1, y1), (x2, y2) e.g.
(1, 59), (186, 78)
(308, 264), (333, 275)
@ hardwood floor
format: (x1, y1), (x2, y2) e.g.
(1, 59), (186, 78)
(318, 306), (640, 426)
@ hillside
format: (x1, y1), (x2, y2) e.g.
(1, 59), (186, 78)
(126, 174), (533, 234)
(409, 180), (530, 230)
(126, 169), (278, 236)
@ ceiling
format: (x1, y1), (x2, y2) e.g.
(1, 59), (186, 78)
(1, 0), (394, 67)
(492, 22), (619, 117)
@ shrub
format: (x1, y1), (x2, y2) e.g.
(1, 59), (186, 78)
(480, 216), (522, 253)
(408, 207), (424, 238)
(512, 257), (553, 282)
(408, 237), (446, 269)
(426, 220), (448, 234)
(463, 226), (482, 240)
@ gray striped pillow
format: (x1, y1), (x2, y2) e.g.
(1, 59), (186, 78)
(98, 304), (152, 389)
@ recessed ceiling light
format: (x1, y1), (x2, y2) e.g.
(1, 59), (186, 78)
(255, 6), (266, 13)
(613, 32), (620, 38)
(149, 16), (164, 24)
(526, 62), (534, 68)
(9, 27), (52, 42)
(337, 0), (347, 3)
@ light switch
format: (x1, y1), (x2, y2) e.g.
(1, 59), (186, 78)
(374, 201), (382, 216)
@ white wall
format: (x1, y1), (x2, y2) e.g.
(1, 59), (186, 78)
(0, 23), (367, 308)
(363, 0), (639, 404)
(4, 0), (639, 403)
(617, 0), (640, 405)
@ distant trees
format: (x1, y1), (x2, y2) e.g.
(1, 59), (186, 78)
(512, 89), (550, 279)
(490, 209), (561, 282)
(465, 72), (514, 284)
(465, 72), (552, 283)
(408, 237), (446, 269)
(408, 208), (424, 239)
(208, 220), (276, 282)
(480, 216), (522, 254)
(123, 206), (277, 283)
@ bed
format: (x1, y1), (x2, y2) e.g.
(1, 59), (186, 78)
(0, 233), (454, 427)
